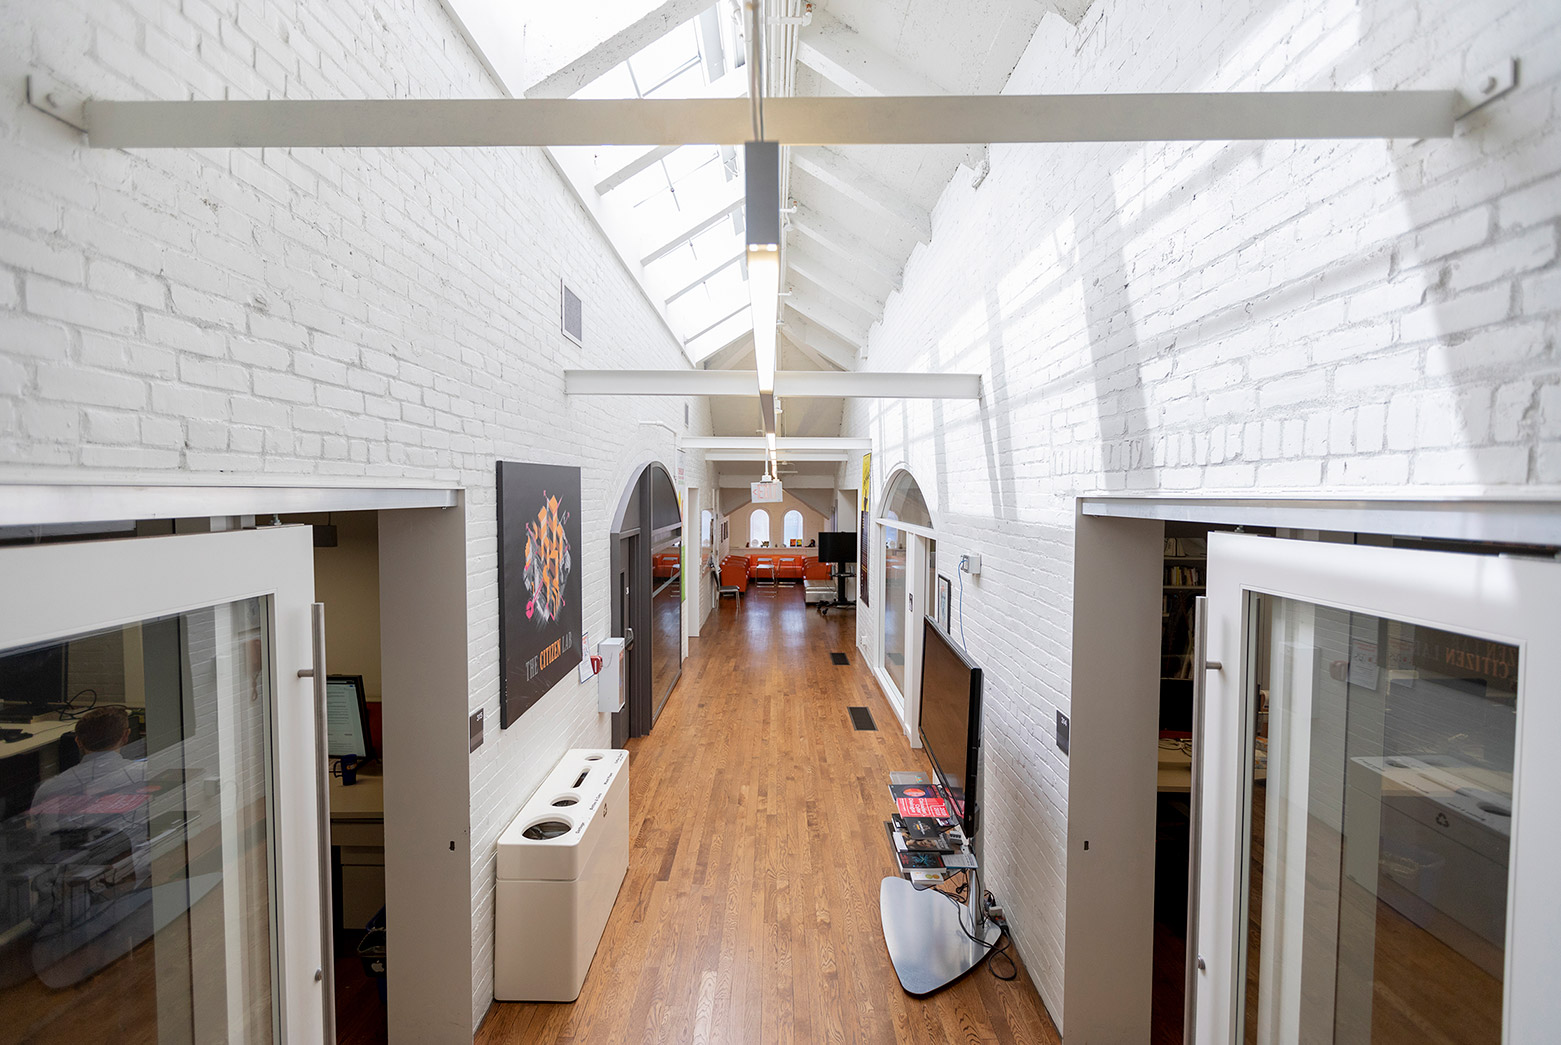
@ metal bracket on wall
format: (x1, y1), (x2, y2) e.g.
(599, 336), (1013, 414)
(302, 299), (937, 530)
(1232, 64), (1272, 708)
(1456, 59), (1518, 120)
(26, 74), (87, 132)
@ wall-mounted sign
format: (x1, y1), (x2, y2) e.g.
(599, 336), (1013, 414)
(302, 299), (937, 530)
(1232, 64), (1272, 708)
(752, 480), (784, 503)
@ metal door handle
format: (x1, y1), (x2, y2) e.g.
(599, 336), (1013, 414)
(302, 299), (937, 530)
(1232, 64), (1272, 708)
(297, 602), (336, 1045)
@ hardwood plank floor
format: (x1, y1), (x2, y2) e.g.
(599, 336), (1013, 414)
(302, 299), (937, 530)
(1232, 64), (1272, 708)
(477, 586), (1060, 1045)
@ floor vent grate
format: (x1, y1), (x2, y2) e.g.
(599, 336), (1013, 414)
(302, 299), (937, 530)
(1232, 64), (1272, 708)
(830, 652), (850, 666)
(848, 706), (876, 731)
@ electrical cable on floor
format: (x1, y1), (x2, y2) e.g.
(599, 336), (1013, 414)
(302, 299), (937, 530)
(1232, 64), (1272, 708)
(931, 872), (1018, 981)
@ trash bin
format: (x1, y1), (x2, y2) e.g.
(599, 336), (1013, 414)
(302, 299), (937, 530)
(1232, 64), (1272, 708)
(493, 749), (629, 1002)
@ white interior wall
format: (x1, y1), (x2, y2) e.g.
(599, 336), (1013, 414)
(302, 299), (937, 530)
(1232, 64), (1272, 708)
(846, 0), (1561, 1027)
(0, 0), (714, 1031)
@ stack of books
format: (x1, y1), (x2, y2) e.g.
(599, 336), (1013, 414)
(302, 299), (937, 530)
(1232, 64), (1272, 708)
(883, 785), (975, 882)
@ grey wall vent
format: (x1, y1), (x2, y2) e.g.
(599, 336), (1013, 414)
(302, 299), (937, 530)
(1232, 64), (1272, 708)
(561, 281), (583, 346)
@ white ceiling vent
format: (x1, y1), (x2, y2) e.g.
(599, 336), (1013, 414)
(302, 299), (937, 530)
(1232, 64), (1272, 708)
(560, 281), (583, 346)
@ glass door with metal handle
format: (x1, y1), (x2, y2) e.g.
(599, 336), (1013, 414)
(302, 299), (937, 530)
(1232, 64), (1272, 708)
(0, 526), (327, 1043)
(1196, 534), (1561, 1045)
(296, 602), (335, 1045)
(1183, 595), (1219, 1045)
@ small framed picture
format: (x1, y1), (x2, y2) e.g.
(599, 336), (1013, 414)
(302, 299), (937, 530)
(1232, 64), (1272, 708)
(936, 574), (952, 630)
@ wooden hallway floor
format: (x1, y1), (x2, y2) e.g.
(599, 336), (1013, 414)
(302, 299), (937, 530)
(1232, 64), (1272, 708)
(477, 585), (1061, 1045)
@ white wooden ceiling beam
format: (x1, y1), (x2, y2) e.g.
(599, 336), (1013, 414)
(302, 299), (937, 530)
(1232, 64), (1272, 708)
(662, 247), (746, 304)
(788, 205), (901, 296)
(638, 176), (744, 265)
(791, 147), (931, 242)
(797, 9), (948, 97)
(692, 330), (755, 368)
(78, 92), (1460, 149)
(788, 251), (886, 321)
(566, 370), (980, 398)
(783, 295), (869, 350)
(779, 330), (846, 373)
(593, 144), (679, 195)
(522, 0), (716, 99)
(708, 450), (849, 463)
(714, 465), (842, 477)
(591, 69), (749, 195)
(684, 436), (872, 449)
(781, 314), (862, 370)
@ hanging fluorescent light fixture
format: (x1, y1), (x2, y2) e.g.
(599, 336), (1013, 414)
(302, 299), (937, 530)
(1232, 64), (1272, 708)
(746, 139), (781, 405)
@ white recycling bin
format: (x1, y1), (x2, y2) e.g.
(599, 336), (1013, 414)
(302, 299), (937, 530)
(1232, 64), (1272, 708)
(494, 748), (629, 1002)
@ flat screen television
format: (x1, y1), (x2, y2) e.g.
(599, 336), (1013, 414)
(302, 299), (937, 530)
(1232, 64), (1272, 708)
(817, 531), (857, 565)
(917, 616), (982, 838)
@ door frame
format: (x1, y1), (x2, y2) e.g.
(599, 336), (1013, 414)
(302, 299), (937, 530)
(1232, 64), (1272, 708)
(0, 525), (325, 1043)
(1198, 533), (1561, 1044)
(871, 516), (936, 746)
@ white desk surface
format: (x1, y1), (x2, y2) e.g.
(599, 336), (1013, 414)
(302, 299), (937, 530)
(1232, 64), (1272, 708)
(0, 719), (77, 759)
(1158, 743), (1267, 794)
(328, 768), (384, 821)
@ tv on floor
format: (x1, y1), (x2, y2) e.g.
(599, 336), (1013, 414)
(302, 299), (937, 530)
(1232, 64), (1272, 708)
(918, 616), (982, 839)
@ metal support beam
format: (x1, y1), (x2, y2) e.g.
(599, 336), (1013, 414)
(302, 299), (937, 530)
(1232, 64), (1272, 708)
(566, 370), (980, 399)
(717, 471), (841, 485)
(77, 92), (1461, 149)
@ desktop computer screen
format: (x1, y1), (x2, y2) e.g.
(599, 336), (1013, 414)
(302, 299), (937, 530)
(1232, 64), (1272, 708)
(326, 674), (374, 761)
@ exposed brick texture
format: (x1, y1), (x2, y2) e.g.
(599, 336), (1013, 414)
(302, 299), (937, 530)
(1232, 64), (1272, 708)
(0, 0), (714, 1029)
(847, 0), (1560, 1022)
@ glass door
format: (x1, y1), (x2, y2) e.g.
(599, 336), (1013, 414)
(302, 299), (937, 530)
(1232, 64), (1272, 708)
(0, 526), (325, 1043)
(1195, 534), (1561, 1044)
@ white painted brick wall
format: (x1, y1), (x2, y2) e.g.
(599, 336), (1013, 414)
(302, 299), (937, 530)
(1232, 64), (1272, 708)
(0, 0), (717, 1031)
(849, 0), (1561, 1026)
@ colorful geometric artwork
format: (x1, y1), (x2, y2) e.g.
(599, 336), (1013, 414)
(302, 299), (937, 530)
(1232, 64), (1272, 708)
(524, 493), (572, 625)
(497, 461), (584, 728)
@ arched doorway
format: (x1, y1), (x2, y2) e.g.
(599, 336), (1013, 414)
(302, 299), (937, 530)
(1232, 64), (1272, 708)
(875, 469), (936, 743)
(609, 462), (683, 744)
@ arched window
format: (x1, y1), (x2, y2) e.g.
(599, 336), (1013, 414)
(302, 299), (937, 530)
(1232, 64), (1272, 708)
(701, 509), (713, 547)
(748, 510), (771, 547)
(783, 510), (804, 546)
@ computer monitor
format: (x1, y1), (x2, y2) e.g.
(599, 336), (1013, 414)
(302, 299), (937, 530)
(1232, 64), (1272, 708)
(0, 643), (67, 722)
(917, 616), (982, 838)
(817, 531), (857, 565)
(326, 674), (374, 761)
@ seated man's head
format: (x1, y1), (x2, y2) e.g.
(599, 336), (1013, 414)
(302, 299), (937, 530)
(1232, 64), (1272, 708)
(76, 707), (131, 754)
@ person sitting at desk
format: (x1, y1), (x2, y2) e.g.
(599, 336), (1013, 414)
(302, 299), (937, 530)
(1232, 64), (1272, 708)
(29, 706), (150, 878)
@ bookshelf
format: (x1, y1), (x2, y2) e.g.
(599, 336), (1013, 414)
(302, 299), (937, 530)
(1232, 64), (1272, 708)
(1160, 534), (1207, 683)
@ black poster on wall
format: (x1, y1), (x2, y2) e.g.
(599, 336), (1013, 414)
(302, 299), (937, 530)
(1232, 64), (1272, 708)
(497, 461), (583, 728)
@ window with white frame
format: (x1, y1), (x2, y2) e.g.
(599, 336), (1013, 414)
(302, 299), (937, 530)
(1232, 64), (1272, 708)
(748, 510), (771, 546)
(783, 510), (803, 546)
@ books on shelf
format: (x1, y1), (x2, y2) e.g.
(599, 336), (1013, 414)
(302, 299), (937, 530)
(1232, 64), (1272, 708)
(1163, 564), (1205, 586)
(893, 813), (963, 852)
(1164, 537), (1207, 556)
(891, 783), (950, 819)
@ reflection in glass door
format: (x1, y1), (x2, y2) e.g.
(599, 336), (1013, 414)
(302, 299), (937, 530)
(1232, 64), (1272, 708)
(1239, 599), (1513, 1044)
(0, 605), (279, 1042)
(0, 527), (324, 1043)
(1197, 534), (1561, 1045)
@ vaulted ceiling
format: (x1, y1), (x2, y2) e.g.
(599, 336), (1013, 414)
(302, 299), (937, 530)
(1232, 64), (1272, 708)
(442, 0), (1089, 492)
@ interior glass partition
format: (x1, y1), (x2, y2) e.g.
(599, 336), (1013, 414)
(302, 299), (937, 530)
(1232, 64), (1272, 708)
(0, 604), (280, 1042)
(1239, 596), (1514, 1044)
